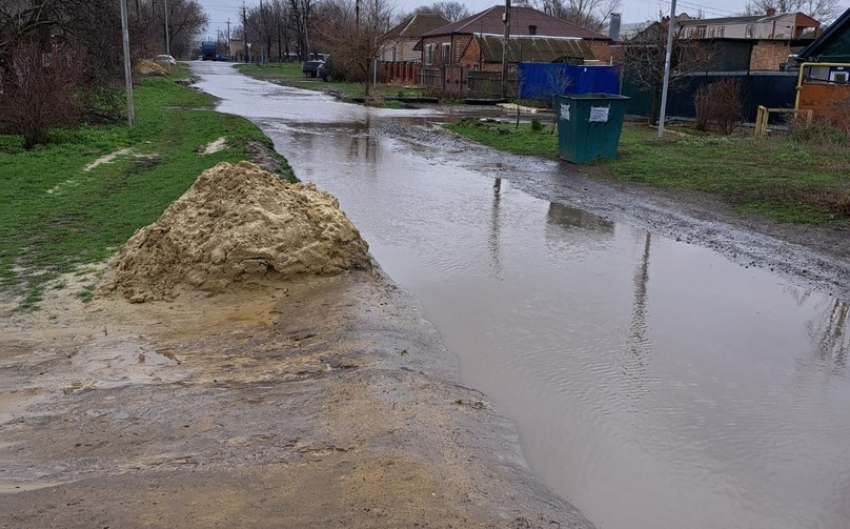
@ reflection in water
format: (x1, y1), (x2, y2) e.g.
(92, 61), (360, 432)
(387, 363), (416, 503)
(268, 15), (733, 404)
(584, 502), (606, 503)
(546, 202), (615, 232)
(623, 233), (652, 406)
(810, 298), (850, 372)
(489, 178), (503, 277)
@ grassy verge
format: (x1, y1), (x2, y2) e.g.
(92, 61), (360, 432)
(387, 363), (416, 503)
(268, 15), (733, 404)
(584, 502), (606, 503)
(445, 119), (850, 225)
(0, 74), (296, 311)
(236, 62), (425, 106)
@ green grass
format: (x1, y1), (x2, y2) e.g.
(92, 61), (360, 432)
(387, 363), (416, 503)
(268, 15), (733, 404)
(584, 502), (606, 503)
(0, 75), (296, 311)
(236, 62), (426, 106)
(446, 120), (850, 225)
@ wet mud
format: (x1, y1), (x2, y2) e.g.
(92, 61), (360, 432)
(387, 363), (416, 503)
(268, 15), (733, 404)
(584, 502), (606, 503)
(0, 271), (592, 529)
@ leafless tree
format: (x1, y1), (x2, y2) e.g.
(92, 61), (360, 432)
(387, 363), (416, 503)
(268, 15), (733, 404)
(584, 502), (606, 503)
(533, 0), (621, 32)
(411, 1), (469, 22)
(289, 0), (313, 60)
(316, 0), (393, 95)
(623, 22), (717, 125)
(745, 0), (842, 23)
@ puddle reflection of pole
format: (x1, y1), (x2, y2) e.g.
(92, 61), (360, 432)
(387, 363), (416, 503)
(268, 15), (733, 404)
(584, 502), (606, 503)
(488, 178), (503, 276)
(813, 298), (850, 371)
(623, 232), (652, 406)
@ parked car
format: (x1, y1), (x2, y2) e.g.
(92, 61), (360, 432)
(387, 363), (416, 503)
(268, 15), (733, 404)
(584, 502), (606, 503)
(318, 57), (342, 82)
(302, 59), (324, 78)
(154, 54), (177, 66)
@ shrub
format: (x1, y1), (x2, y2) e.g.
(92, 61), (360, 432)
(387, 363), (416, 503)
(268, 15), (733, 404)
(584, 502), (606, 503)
(5, 43), (87, 148)
(530, 117), (543, 132)
(693, 78), (743, 135)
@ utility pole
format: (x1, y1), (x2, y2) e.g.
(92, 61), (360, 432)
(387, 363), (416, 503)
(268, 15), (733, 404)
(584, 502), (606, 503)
(242, 1), (248, 62)
(658, 0), (678, 138)
(119, 0), (135, 128)
(260, 0), (265, 64)
(164, 0), (171, 56)
(501, 0), (511, 99)
(227, 18), (231, 42)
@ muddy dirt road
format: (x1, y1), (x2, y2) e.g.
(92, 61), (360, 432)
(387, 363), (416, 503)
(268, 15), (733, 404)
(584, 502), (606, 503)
(1, 271), (591, 528)
(191, 63), (850, 529)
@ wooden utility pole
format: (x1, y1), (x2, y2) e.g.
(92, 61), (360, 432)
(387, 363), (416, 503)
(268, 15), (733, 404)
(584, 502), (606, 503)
(501, 0), (511, 99)
(242, 1), (248, 62)
(119, 0), (135, 128)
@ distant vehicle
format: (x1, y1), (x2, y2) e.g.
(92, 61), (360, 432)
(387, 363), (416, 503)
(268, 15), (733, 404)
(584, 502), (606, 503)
(302, 59), (324, 78)
(201, 41), (217, 61)
(318, 59), (337, 82)
(154, 54), (176, 66)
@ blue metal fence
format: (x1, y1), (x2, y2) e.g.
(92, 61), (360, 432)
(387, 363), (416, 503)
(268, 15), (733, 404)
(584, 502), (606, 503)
(518, 63), (620, 103)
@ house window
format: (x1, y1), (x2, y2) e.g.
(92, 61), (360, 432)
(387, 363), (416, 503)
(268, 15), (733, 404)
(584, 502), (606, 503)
(745, 24), (754, 38)
(708, 26), (715, 38)
(441, 43), (451, 64)
(529, 25), (537, 35)
(425, 44), (434, 65)
(391, 46), (396, 62)
(717, 26), (724, 37)
(696, 26), (706, 38)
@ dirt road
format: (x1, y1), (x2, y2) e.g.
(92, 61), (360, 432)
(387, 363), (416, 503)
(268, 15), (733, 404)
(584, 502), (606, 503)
(0, 269), (593, 528)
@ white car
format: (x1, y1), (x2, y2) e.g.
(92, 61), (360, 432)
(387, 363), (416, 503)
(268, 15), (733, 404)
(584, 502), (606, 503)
(154, 54), (177, 66)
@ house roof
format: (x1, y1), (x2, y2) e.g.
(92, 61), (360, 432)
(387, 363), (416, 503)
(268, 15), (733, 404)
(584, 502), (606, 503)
(421, 5), (608, 40)
(795, 6), (850, 62)
(678, 11), (819, 27)
(476, 35), (596, 62)
(383, 13), (451, 40)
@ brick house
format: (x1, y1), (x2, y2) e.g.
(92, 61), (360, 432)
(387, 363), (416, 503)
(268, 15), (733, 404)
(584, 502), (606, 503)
(417, 4), (610, 72)
(380, 13), (450, 63)
(678, 9), (820, 70)
(630, 10), (821, 71)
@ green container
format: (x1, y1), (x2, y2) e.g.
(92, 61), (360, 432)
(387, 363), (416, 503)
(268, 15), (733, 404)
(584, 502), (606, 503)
(555, 93), (630, 164)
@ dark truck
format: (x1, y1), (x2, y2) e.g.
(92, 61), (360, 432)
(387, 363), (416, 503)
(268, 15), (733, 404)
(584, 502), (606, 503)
(302, 59), (324, 78)
(201, 41), (216, 61)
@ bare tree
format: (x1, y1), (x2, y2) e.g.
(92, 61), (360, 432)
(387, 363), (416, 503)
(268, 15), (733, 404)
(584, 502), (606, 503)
(533, 0), (621, 32)
(316, 0), (393, 95)
(623, 21), (717, 125)
(745, 0), (842, 22)
(412, 1), (470, 22)
(289, 0), (312, 60)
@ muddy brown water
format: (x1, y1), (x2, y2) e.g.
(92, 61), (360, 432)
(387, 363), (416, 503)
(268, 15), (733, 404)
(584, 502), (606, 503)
(193, 63), (850, 529)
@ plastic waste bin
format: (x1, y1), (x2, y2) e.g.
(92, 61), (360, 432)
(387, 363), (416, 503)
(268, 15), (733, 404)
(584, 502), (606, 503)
(555, 93), (630, 163)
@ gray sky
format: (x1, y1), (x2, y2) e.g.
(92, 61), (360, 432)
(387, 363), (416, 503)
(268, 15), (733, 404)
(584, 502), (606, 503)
(197, 0), (848, 40)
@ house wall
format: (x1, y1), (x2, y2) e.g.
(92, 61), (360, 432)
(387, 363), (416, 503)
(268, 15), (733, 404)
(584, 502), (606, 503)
(750, 40), (790, 70)
(588, 41), (618, 63)
(683, 14), (804, 40)
(799, 81), (850, 117)
(380, 38), (422, 62)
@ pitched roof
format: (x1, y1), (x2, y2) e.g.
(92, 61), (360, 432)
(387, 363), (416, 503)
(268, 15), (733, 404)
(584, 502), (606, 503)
(795, 6), (850, 61)
(383, 13), (451, 40)
(421, 5), (608, 40)
(476, 35), (596, 62)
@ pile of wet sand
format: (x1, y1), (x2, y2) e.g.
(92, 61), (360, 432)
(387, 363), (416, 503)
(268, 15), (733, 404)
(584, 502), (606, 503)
(133, 60), (167, 77)
(102, 161), (370, 302)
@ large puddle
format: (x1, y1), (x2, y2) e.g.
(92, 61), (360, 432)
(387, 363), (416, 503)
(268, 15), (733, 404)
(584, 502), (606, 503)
(194, 63), (850, 529)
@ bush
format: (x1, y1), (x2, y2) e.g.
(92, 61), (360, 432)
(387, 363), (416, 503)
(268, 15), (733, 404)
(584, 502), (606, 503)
(530, 117), (543, 132)
(693, 78), (743, 135)
(5, 43), (88, 148)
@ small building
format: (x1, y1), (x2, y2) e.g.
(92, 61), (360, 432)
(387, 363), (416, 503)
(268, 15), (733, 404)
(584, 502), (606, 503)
(380, 13), (450, 63)
(629, 10), (821, 71)
(418, 4), (610, 72)
(792, 6), (850, 116)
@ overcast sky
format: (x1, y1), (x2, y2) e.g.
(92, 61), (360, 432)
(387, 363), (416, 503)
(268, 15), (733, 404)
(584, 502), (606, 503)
(197, 0), (848, 40)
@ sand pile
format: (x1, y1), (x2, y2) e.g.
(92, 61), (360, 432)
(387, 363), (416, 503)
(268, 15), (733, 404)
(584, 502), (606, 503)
(134, 59), (167, 77)
(102, 161), (370, 302)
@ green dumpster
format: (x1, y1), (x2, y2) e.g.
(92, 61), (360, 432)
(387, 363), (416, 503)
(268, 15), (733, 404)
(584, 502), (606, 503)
(555, 93), (630, 164)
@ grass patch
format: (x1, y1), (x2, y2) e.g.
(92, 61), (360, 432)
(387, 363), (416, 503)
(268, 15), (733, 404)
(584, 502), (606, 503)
(236, 62), (426, 106)
(446, 120), (850, 225)
(1, 75), (296, 310)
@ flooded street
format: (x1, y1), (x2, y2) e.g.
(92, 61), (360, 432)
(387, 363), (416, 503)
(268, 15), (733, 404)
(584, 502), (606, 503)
(194, 63), (850, 529)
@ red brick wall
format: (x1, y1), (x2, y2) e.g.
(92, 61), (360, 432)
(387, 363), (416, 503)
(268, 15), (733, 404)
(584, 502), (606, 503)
(588, 41), (617, 64)
(749, 41), (790, 71)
